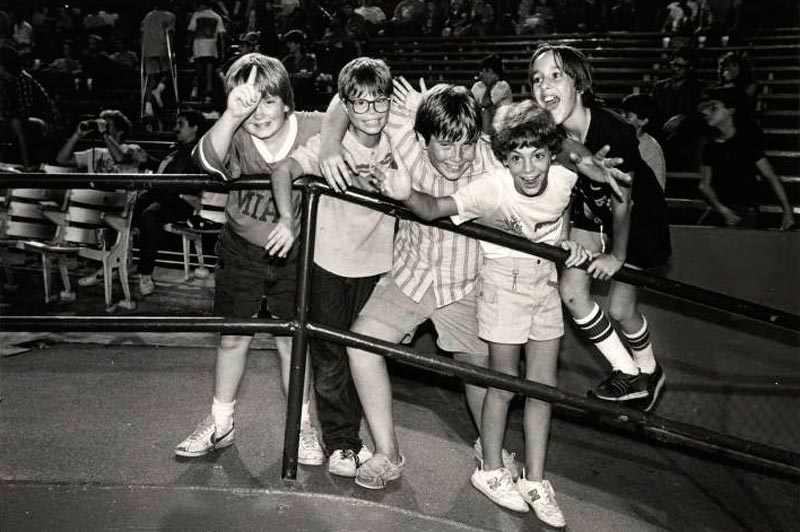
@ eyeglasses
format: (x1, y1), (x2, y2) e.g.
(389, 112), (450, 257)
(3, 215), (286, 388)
(347, 97), (390, 114)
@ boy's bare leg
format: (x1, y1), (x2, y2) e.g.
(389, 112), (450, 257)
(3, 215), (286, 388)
(480, 343), (521, 471)
(454, 351), (489, 428)
(214, 334), (254, 402)
(347, 318), (404, 462)
(523, 338), (559, 480)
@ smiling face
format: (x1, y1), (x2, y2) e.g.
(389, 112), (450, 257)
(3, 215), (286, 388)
(344, 90), (390, 142)
(530, 50), (581, 128)
(505, 145), (552, 197)
(241, 94), (290, 139)
(426, 135), (477, 181)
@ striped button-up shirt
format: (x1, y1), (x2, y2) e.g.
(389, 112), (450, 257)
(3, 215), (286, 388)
(386, 98), (503, 307)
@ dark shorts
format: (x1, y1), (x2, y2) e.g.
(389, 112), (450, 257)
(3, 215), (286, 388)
(213, 227), (298, 321)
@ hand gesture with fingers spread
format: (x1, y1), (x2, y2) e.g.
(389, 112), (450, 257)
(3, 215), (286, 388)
(265, 216), (297, 258)
(227, 65), (262, 121)
(569, 144), (631, 201)
(392, 76), (428, 114)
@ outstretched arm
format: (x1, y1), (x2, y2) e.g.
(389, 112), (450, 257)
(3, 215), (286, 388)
(371, 159), (457, 221)
(265, 157), (303, 257)
(319, 95), (357, 192)
(559, 141), (630, 200)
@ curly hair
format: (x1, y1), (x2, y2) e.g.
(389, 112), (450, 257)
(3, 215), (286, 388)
(490, 100), (564, 161)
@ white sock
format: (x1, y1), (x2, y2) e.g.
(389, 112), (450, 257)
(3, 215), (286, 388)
(574, 303), (638, 375)
(211, 397), (235, 435)
(623, 316), (657, 373)
(301, 401), (311, 426)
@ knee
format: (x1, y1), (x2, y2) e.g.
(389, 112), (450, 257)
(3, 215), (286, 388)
(608, 302), (636, 324)
(487, 387), (515, 404)
(219, 335), (251, 351)
(558, 279), (583, 310)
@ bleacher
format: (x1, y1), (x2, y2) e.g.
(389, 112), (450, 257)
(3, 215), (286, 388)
(43, 27), (800, 228)
(363, 28), (800, 226)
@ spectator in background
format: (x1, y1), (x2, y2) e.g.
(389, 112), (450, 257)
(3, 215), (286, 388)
(46, 40), (82, 75)
(281, 29), (316, 107)
(11, 7), (34, 66)
(717, 51), (759, 117)
(698, 86), (795, 230)
(0, 46), (61, 170)
(442, 0), (472, 37)
(388, 0), (426, 36)
(80, 34), (111, 90)
(470, 0), (495, 35)
(421, 0), (446, 36)
(518, 0), (555, 35)
(134, 110), (208, 296)
(471, 54), (513, 134)
(620, 93), (667, 191)
(355, 0), (387, 27)
(55, 109), (149, 288)
(141, 3), (176, 113)
(188, 1), (227, 102)
(649, 46), (705, 171)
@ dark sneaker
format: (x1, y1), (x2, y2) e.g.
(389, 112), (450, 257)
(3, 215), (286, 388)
(591, 370), (649, 401)
(642, 364), (665, 412)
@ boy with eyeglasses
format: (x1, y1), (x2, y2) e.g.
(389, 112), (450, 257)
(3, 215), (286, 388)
(269, 57), (397, 477)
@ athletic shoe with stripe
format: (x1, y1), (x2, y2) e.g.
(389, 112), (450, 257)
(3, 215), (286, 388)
(471, 467), (529, 513)
(174, 415), (235, 457)
(591, 370), (649, 401)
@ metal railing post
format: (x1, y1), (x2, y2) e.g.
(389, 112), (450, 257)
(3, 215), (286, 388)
(281, 181), (319, 480)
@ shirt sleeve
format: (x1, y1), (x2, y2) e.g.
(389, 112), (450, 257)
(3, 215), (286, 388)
(493, 81), (513, 106)
(74, 148), (95, 171)
(191, 130), (231, 181)
(289, 134), (322, 176)
(451, 174), (501, 225)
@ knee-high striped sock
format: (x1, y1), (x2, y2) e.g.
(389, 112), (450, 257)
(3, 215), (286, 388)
(573, 303), (638, 375)
(622, 315), (657, 373)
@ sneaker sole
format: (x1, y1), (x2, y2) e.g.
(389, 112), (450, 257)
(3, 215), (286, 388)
(644, 373), (666, 412)
(328, 465), (357, 478)
(591, 390), (649, 401)
(470, 476), (529, 513)
(298, 455), (326, 466)
(355, 470), (402, 490)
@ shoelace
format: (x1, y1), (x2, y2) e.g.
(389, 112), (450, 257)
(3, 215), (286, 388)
(185, 419), (214, 445)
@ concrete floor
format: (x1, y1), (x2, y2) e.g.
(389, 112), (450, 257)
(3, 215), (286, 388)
(1, 226), (799, 532)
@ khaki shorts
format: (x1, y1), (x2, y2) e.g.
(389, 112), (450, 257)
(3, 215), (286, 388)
(356, 272), (488, 356)
(477, 257), (564, 344)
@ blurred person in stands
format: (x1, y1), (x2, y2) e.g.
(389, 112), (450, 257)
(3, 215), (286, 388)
(55, 108), (149, 287)
(46, 40), (83, 75)
(281, 29), (316, 107)
(387, 0), (426, 36)
(717, 51), (759, 118)
(80, 34), (112, 90)
(11, 7), (34, 67)
(698, 86), (795, 230)
(649, 46), (705, 171)
(134, 110), (208, 296)
(470, 0), (495, 36)
(188, 1), (227, 102)
(355, 0), (387, 28)
(620, 93), (667, 191)
(421, 0), (446, 36)
(0, 46), (61, 171)
(441, 0), (472, 37)
(471, 53), (513, 134)
(141, 2), (176, 114)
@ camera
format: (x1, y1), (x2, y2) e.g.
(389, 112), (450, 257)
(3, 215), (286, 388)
(79, 119), (103, 133)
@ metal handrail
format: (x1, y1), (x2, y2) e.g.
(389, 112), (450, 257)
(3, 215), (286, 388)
(1, 172), (798, 480)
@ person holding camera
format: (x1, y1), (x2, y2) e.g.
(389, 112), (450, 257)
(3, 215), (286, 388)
(56, 109), (149, 287)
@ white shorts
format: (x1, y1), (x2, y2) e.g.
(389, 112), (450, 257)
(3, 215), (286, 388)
(477, 257), (564, 344)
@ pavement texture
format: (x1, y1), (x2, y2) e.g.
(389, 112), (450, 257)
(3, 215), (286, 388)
(1, 226), (799, 532)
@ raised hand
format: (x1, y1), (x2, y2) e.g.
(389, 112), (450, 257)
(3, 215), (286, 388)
(392, 76), (427, 114)
(569, 144), (630, 200)
(370, 156), (412, 201)
(227, 65), (262, 121)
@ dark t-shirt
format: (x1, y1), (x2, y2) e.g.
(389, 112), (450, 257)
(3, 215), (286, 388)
(571, 106), (671, 267)
(702, 126), (764, 208)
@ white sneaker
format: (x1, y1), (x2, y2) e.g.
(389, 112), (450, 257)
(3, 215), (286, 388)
(470, 467), (529, 513)
(174, 415), (235, 457)
(473, 438), (522, 481)
(517, 477), (566, 528)
(298, 422), (325, 466)
(139, 275), (155, 296)
(328, 445), (373, 478)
